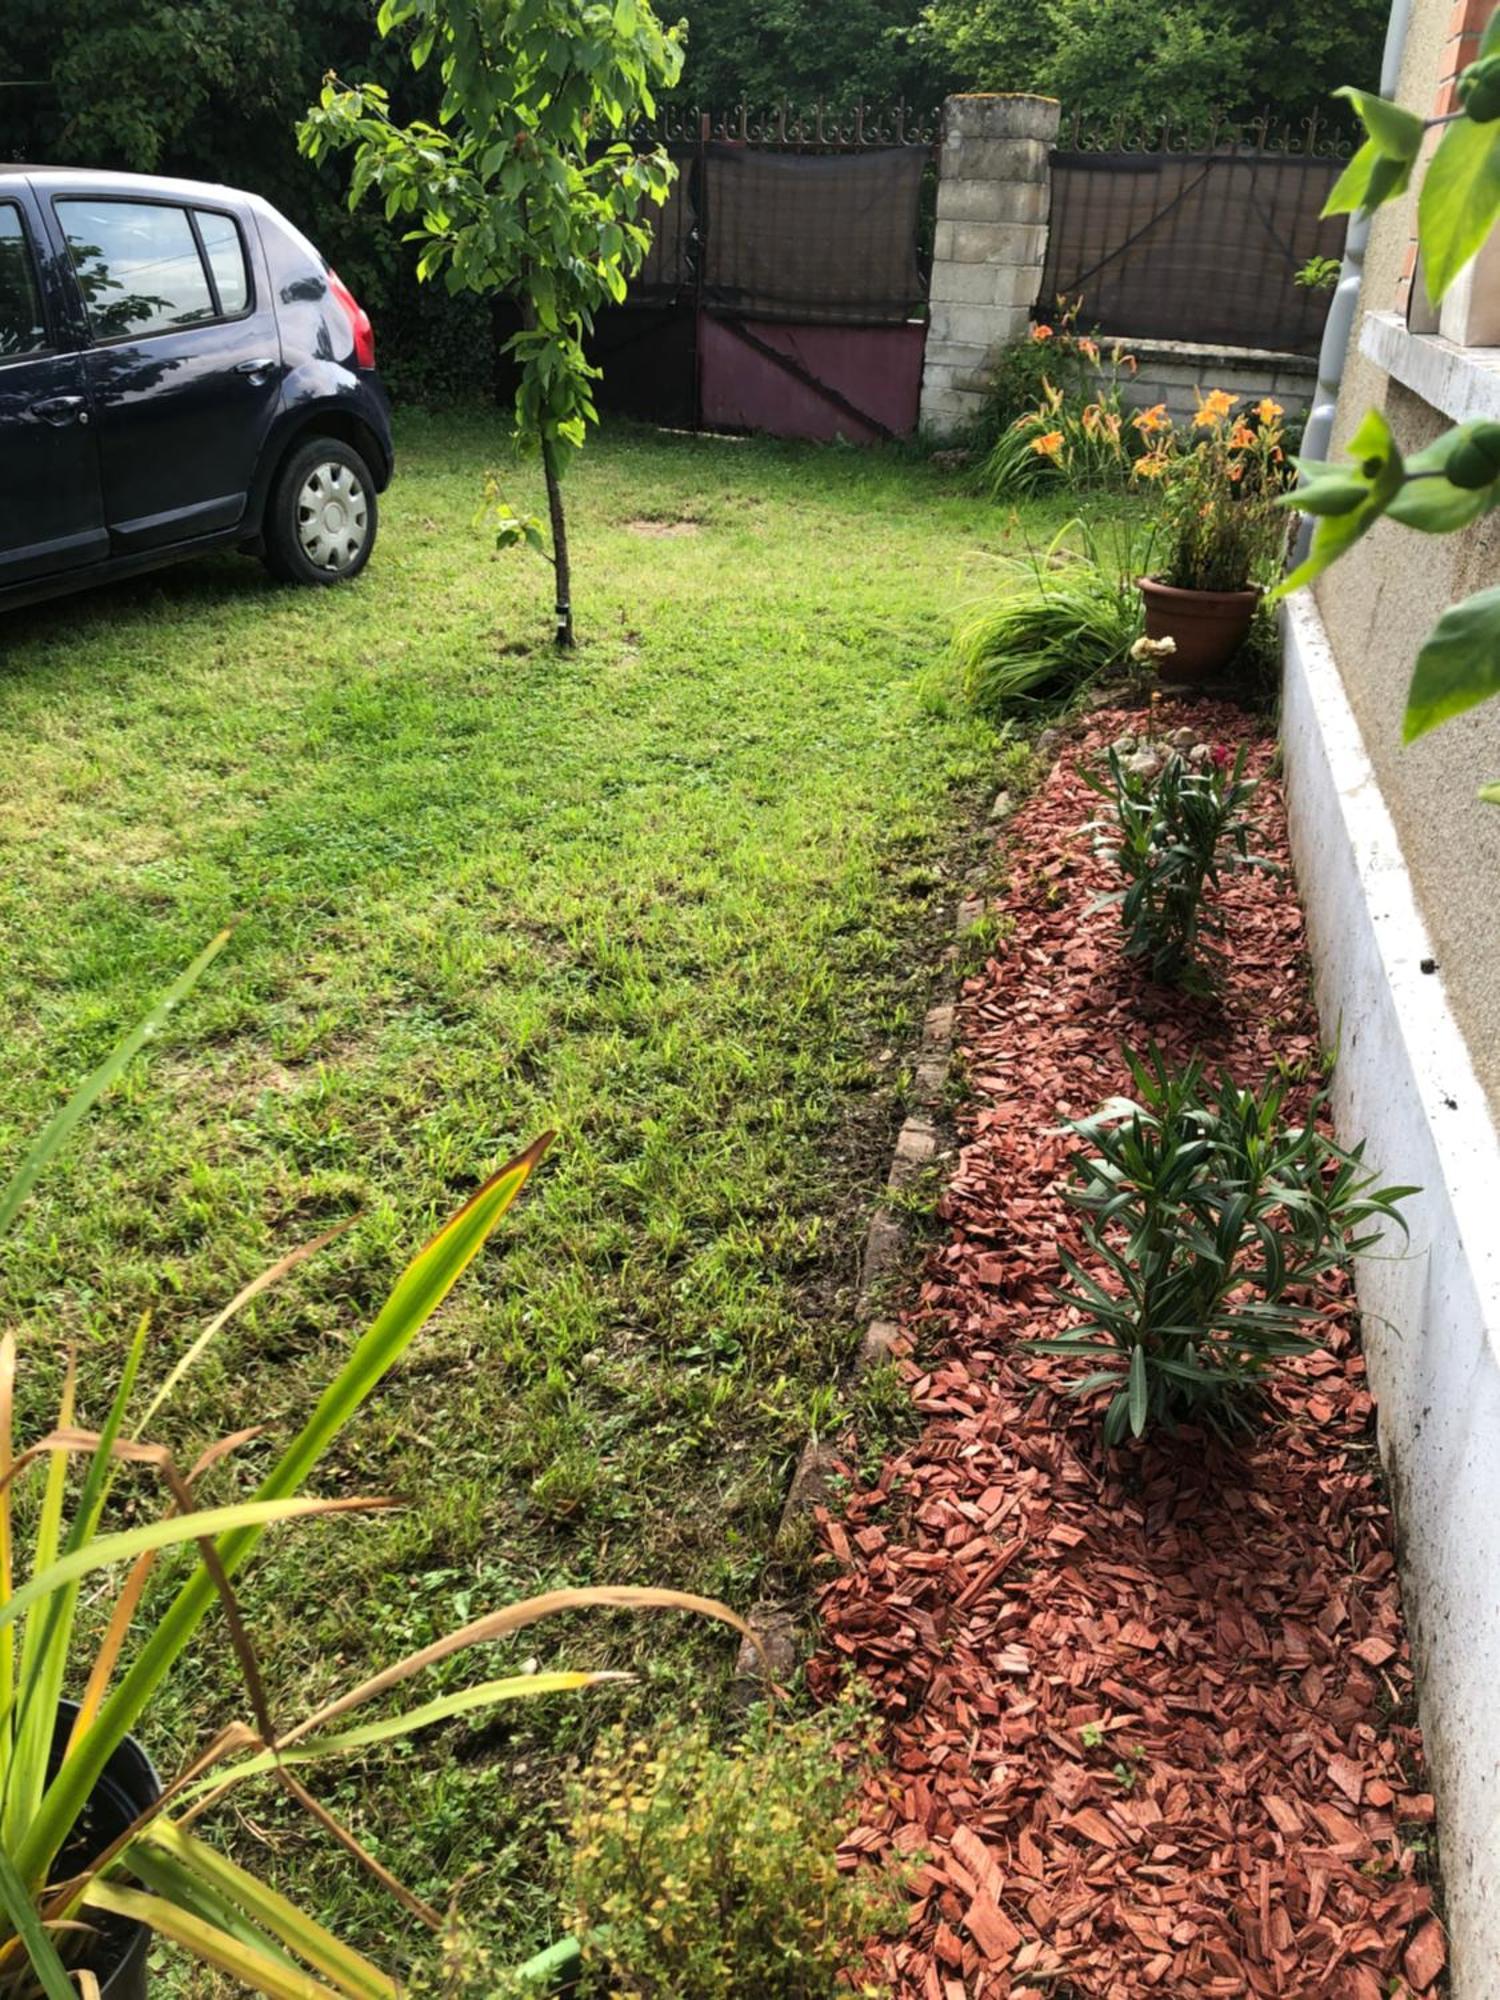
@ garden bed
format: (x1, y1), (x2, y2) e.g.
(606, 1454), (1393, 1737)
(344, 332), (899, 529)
(812, 702), (1444, 1999)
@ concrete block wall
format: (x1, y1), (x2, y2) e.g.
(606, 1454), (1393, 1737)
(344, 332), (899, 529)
(1118, 339), (1320, 423)
(919, 94), (1060, 438)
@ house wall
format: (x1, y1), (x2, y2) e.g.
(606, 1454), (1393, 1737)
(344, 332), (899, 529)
(1313, 0), (1500, 1125)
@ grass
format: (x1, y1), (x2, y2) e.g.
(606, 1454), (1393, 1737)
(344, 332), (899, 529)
(0, 410), (1066, 1980)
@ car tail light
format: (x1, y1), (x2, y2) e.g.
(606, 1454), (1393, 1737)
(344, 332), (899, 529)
(327, 269), (375, 370)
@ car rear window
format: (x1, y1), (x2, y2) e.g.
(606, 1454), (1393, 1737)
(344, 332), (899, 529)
(195, 208), (250, 316)
(0, 203), (47, 359)
(56, 198), (217, 341)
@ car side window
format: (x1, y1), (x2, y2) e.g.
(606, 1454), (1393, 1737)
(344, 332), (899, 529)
(194, 210), (250, 317)
(56, 199), (216, 342)
(0, 202), (48, 360)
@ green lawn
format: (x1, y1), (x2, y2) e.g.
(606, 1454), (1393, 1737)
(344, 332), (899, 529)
(0, 411), (1045, 1977)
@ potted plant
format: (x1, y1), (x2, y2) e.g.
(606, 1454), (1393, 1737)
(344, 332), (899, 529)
(1133, 392), (1291, 682)
(0, 939), (754, 1999)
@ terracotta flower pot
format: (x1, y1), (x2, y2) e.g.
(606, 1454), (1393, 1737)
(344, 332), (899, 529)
(1139, 577), (1260, 684)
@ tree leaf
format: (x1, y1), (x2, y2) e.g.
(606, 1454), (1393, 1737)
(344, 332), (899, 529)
(1404, 584), (1500, 741)
(1323, 136), (1414, 217)
(1334, 86), (1425, 160)
(1273, 409), (1405, 599)
(1422, 113), (1500, 301)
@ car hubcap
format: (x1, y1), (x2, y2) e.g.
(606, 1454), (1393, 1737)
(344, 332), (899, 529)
(296, 461), (369, 572)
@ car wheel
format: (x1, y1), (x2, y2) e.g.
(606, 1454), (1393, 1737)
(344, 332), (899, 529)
(263, 437), (378, 586)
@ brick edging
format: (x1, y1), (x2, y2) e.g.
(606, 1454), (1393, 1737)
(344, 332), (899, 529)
(730, 836), (1020, 1690)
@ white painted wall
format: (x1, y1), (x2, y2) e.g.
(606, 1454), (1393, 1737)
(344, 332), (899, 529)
(1281, 595), (1500, 1995)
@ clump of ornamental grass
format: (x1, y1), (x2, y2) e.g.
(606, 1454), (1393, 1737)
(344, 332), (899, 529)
(560, 1703), (904, 2000)
(953, 520), (1143, 717)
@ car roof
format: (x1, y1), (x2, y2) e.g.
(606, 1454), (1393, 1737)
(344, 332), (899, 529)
(0, 164), (261, 209)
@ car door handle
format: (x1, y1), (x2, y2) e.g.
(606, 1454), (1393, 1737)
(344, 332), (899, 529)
(235, 357), (278, 382)
(32, 395), (88, 427)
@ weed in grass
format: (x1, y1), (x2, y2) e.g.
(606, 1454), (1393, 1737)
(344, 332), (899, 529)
(561, 1702), (905, 2000)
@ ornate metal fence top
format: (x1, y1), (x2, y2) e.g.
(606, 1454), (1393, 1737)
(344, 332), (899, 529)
(646, 103), (942, 150)
(1057, 107), (1355, 159)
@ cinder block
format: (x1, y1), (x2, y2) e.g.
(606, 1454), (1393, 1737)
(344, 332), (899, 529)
(936, 178), (1051, 227)
(934, 219), (1048, 267)
(930, 300), (1032, 348)
(940, 136), (1050, 187)
(930, 260), (1042, 310)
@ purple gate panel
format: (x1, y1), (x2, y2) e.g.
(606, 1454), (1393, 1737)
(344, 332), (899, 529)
(697, 316), (927, 443)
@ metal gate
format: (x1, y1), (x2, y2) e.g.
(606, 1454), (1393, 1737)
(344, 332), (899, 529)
(1039, 115), (1351, 356)
(592, 105), (938, 442)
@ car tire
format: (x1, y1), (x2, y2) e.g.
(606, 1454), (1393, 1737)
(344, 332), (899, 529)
(263, 436), (378, 586)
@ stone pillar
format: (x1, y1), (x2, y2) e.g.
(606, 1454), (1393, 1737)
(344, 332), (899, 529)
(919, 94), (1061, 440)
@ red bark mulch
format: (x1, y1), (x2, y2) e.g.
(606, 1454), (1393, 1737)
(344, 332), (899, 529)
(812, 704), (1442, 2000)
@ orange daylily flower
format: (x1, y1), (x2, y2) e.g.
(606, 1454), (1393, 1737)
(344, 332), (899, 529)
(1255, 398), (1284, 425)
(1031, 323), (1054, 342)
(1031, 430), (1065, 458)
(1194, 388), (1239, 428)
(1229, 423), (1257, 449)
(1132, 403), (1170, 435)
(1078, 336), (1100, 362)
(1134, 451), (1170, 480)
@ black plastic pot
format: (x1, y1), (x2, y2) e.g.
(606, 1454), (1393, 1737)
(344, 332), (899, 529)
(47, 1702), (161, 1999)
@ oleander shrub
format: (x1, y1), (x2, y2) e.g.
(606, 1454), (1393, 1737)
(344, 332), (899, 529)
(1035, 1049), (1414, 1445)
(1085, 740), (1273, 989)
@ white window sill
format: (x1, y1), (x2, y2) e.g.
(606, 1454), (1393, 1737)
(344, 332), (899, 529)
(1361, 310), (1500, 425)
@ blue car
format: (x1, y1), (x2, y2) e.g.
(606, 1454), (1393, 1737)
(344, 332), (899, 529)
(0, 165), (394, 612)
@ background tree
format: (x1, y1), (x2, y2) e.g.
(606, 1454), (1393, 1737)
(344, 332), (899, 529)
(299, 0), (684, 650)
(669, 0), (942, 110)
(915, 0), (1387, 131)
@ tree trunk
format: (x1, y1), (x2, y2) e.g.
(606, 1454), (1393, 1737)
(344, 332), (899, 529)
(541, 436), (574, 650)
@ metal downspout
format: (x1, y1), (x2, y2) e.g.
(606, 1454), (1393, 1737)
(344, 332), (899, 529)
(1295, 0), (1416, 555)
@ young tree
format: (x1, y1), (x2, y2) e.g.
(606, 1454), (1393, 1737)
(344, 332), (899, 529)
(299, 0), (685, 648)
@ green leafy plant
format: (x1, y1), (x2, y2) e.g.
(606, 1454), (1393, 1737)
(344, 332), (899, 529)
(953, 520), (1143, 716)
(298, 0), (684, 648)
(1276, 6), (1500, 798)
(1084, 741), (1274, 989)
(0, 945), (754, 1999)
(1033, 1049), (1414, 1444)
(559, 1702), (903, 1999)
(1295, 253), (1343, 290)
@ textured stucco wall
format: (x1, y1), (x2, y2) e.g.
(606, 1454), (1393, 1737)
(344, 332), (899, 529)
(1313, 0), (1500, 1121)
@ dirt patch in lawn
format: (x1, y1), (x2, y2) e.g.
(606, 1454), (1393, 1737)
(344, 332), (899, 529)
(625, 516), (704, 536)
(813, 703), (1444, 2000)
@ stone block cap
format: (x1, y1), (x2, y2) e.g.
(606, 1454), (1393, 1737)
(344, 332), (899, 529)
(942, 93), (1062, 145)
